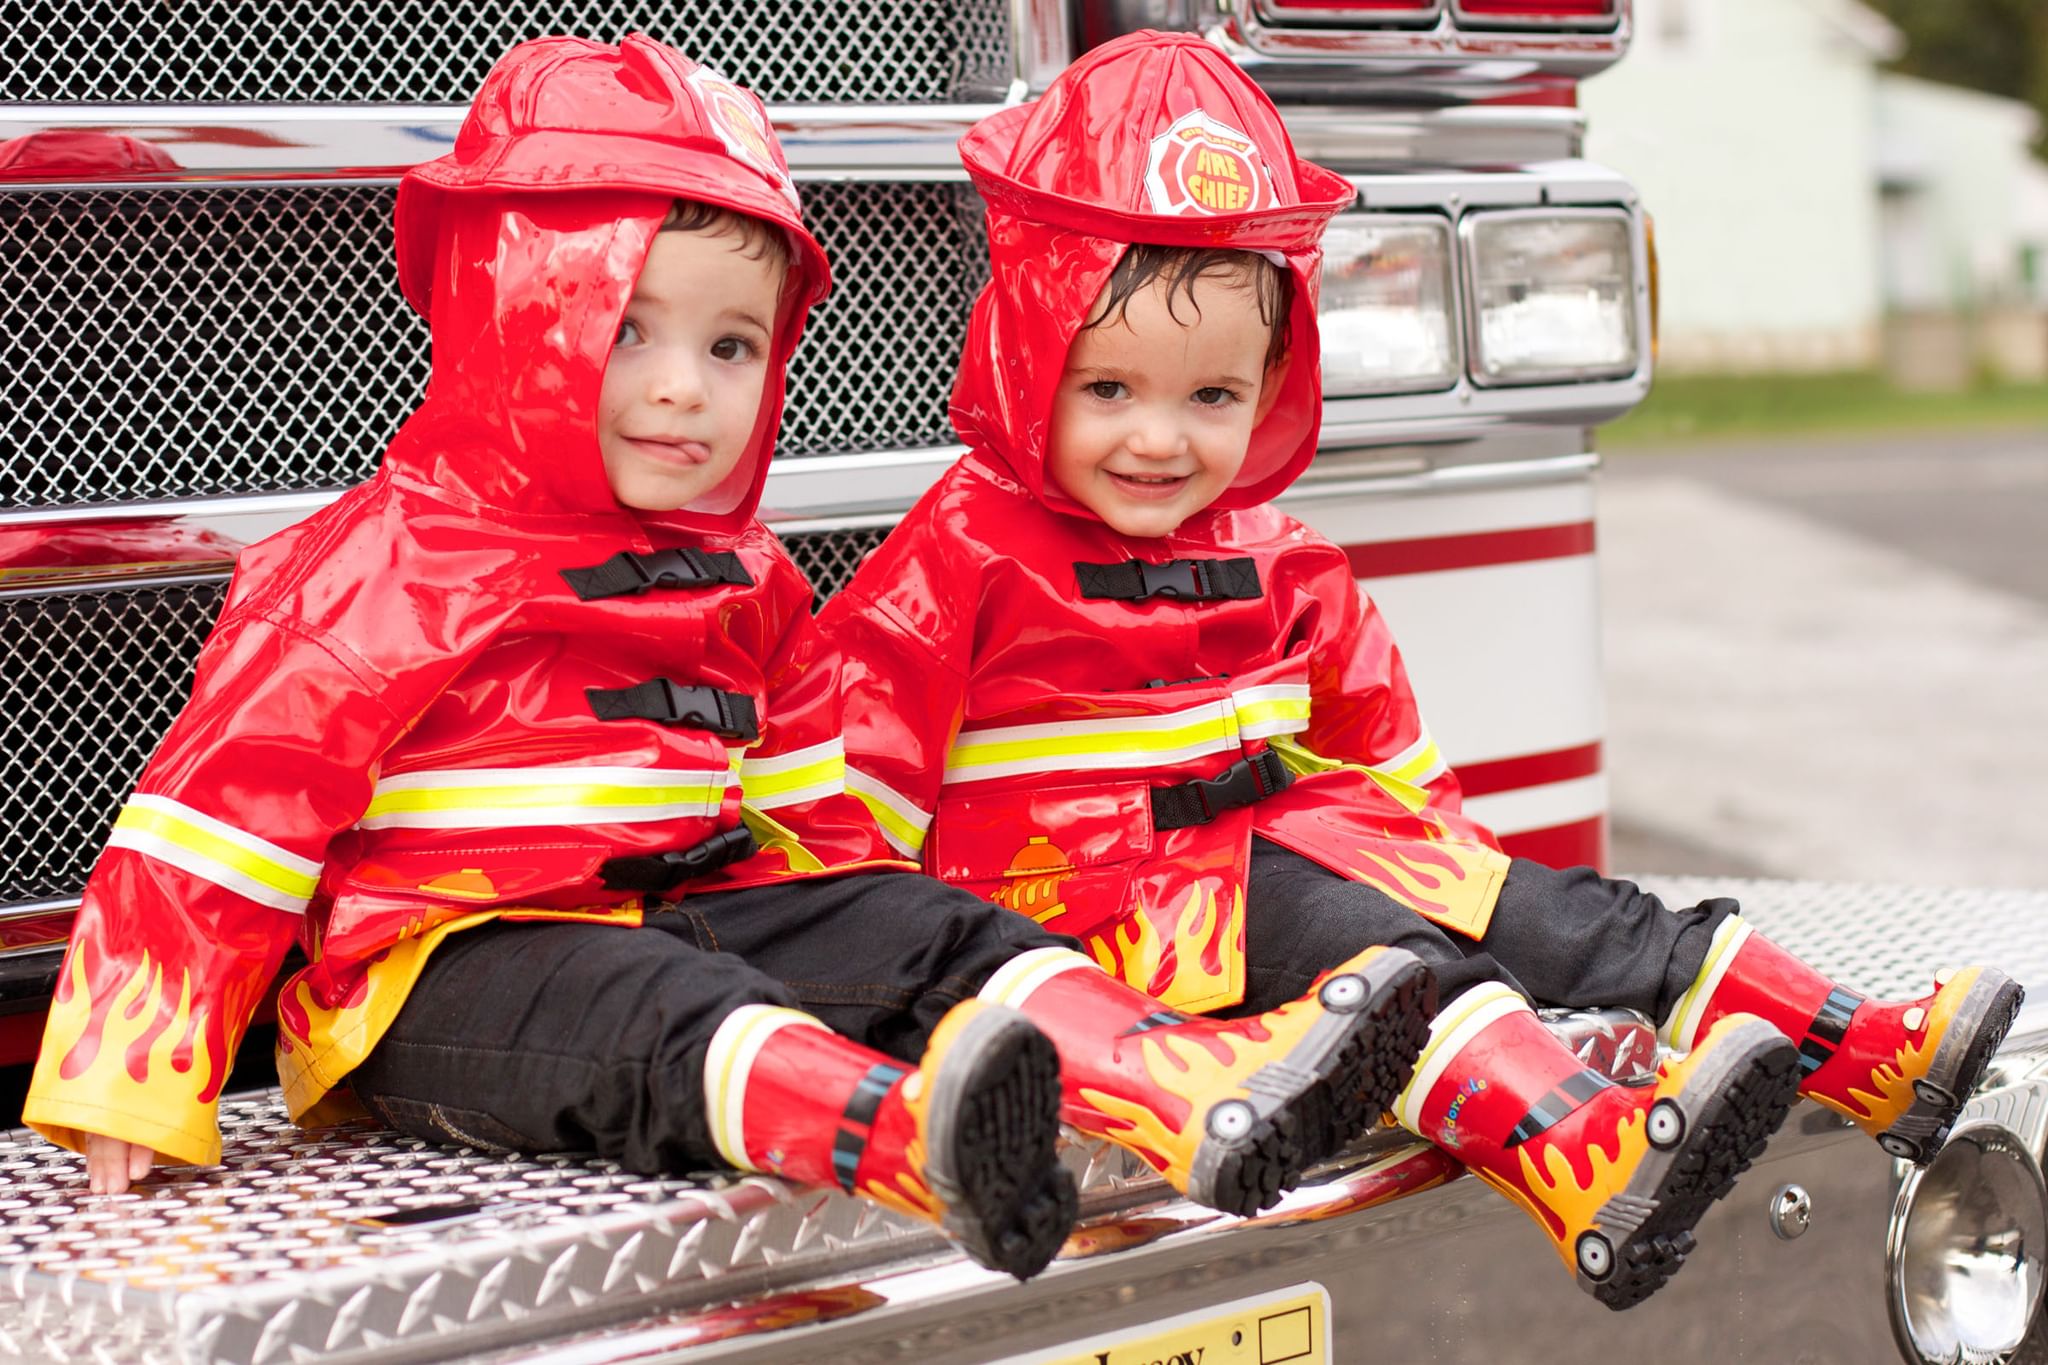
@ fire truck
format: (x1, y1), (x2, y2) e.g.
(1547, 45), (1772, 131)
(1, 3), (2042, 1362)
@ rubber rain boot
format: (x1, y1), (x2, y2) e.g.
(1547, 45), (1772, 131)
(979, 945), (1435, 1217)
(702, 1000), (1077, 1279)
(1397, 982), (1801, 1310)
(1662, 916), (2023, 1164)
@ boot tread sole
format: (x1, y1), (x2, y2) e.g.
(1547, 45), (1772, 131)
(1590, 1029), (1802, 1311)
(1885, 971), (2024, 1165)
(925, 1011), (1077, 1280)
(1197, 954), (1435, 1217)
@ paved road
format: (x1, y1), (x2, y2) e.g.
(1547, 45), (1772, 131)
(1597, 426), (2048, 889)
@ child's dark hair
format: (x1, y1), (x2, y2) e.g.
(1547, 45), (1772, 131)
(660, 199), (790, 272)
(1082, 246), (1294, 372)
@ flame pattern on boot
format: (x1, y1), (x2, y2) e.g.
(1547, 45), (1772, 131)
(983, 945), (1434, 1217)
(1399, 984), (1801, 1310)
(1664, 917), (2025, 1164)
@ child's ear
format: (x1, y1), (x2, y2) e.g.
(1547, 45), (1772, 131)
(1253, 352), (1294, 425)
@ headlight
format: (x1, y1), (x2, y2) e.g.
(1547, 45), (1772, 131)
(1317, 215), (1459, 396)
(1462, 208), (1639, 386)
(1888, 1122), (2048, 1364)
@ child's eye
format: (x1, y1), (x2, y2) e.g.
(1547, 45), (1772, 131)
(711, 335), (758, 363)
(1087, 380), (1126, 401)
(615, 318), (643, 347)
(1193, 386), (1240, 407)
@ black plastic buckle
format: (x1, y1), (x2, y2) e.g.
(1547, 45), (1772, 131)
(1075, 557), (1262, 604)
(598, 827), (759, 893)
(1150, 750), (1293, 831)
(560, 548), (753, 601)
(585, 679), (760, 741)
(1137, 560), (1204, 600)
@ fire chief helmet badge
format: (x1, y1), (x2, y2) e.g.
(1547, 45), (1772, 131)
(1143, 108), (1278, 217)
(685, 65), (803, 215)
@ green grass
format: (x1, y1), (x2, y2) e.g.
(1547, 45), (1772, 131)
(1597, 370), (2048, 447)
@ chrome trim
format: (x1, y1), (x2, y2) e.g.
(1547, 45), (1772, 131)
(1459, 205), (1644, 388)
(0, 105), (1001, 186)
(0, 104), (1595, 188)
(1216, 0), (1630, 79)
(1284, 105), (1585, 168)
(0, 447), (1599, 594)
(1011, 0), (1079, 92)
(0, 899), (79, 924)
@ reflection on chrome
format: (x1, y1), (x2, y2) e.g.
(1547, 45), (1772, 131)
(1890, 1123), (2047, 1364)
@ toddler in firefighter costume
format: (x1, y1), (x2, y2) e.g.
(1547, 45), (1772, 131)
(819, 30), (2025, 1307)
(21, 35), (1443, 1281)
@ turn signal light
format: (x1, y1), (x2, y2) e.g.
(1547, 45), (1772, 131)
(1453, 0), (1620, 27)
(1255, 0), (1442, 23)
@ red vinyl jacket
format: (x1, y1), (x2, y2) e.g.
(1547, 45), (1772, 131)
(26, 36), (901, 1166)
(819, 32), (1507, 1015)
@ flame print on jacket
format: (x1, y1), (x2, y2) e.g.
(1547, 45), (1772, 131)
(40, 940), (259, 1165)
(1086, 883), (1237, 1011)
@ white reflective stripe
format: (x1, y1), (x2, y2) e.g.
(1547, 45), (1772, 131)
(1394, 982), (1531, 1132)
(1661, 916), (1753, 1050)
(946, 700), (1240, 784)
(360, 765), (735, 831)
(107, 828), (310, 914)
(845, 767), (932, 858)
(110, 794), (320, 914)
(739, 739), (846, 811)
(702, 1005), (827, 1170)
(1376, 727), (1447, 787)
(977, 947), (1100, 1009)
(1233, 683), (1313, 740)
(943, 687), (1312, 786)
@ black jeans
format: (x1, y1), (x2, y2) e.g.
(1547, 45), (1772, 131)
(1234, 837), (1731, 1019)
(346, 871), (1067, 1175)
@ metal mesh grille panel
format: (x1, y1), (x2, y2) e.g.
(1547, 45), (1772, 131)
(0, 527), (887, 907)
(0, 0), (1013, 104)
(0, 582), (226, 904)
(1, 182), (988, 509)
(783, 526), (890, 601)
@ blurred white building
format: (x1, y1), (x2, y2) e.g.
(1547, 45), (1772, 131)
(1580, 0), (2048, 378)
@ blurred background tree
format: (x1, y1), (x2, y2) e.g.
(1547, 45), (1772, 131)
(1867, 0), (2048, 157)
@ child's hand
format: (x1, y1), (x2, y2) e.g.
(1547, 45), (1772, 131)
(84, 1133), (159, 1195)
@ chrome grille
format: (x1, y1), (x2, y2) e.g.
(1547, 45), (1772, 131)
(0, 528), (890, 907)
(0, 581), (224, 905)
(0, 0), (1013, 104)
(0, 182), (989, 509)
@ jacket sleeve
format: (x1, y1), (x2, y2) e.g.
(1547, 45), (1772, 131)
(714, 570), (918, 883)
(1296, 550), (1470, 816)
(814, 575), (971, 869)
(24, 602), (465, 1167)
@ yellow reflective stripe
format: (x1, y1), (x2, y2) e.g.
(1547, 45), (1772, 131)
(946, 703), (1241, 784)
(111, 795), (319, 913)
(845, 767), (930, 857)
(361, 765), (734, 830)
(1234, 685), (1312, 739)
(739, 739), (846, 810)
(1380, 729), (1446, 786)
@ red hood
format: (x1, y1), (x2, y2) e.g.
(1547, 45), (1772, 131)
(952, 30), (1354, 523)
(382, 34), (829, 535)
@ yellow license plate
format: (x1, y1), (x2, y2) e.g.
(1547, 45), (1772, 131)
(1001, 1284), (1328, 1365)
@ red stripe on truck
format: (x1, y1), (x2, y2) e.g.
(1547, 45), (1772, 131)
(1456, 742), (1603, 798)
(1343, 521), (1595, 578)
(1498, 815), (1607, 873)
